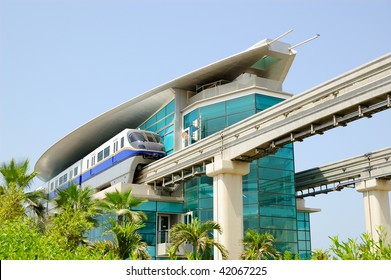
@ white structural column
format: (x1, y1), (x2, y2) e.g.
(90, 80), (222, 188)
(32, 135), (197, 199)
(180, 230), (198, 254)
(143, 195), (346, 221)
(206, 159), (250, 260)
(355, 178), (391, 242)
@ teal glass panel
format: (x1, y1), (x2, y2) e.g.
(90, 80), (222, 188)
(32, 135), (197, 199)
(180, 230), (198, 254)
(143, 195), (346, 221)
(157, 108), (166, 120)
(166, 99), (175, 114)
(243, 215), (259, 229)
(259, 180), (287, 193)
(298, 231), (306, 240)
(226, 95), (254, 114)
(227, 111), (253, 126)
(256, 94), (284, 110)
(298, 241), (307, 251)
(156, 119), (165, 130)
(133, 201), (157, 211)
(164, 132), (174, 150)
(243, 180), (258, 192)
(297, 212), (304, 221)
(243, 192), (258, 205)
(260, 216), (297, 230)
(273, 230), (298, 243)
(145, 115), (157, 128)
(204, 116), (225, 132)
(199, 186), (213, 199)
(259, 205), (296, 218)
(138, 222), (156, 234)
(243, 204), (259, 216)
(259, 193), (296, 206)
(200, 102), (225, 120)
(183, 109), (199, 128)
(297, 221), (309, 230)
(200, 175), (213, 186)
(273, 145), (294, 159)
(259, 157), (294, 171)
(165, 114), (174, 125)
(148, 246), (156, 257)
(259, 167), (292, 181)
(144, 211), (156, 221)
(184, 200), (197, 212)
(141, 233), (156, 246)
(198, 209), (213, 221)
(157, 202), (183, 213)
(199, 198), (212, 209)
(275, 242), (298, 254)
(165, 125), (174, 134)
(185, 189), (198, 201)
(184, 178), (198, 191)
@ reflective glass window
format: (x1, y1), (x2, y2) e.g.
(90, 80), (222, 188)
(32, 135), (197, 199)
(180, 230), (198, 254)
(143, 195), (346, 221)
(130, 132), (146, 142)
(227, 95), (254, 114)
(200, 102), (225, 120)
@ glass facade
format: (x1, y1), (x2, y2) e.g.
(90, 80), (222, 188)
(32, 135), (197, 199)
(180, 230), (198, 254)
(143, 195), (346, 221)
(183, 93), (300, 255)
(132, 201), (183, 259)
(297, 211), (311, 259)
(139, 100), (175, 155)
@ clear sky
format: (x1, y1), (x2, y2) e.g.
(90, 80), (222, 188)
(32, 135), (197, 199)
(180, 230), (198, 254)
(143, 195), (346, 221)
(1, 0), (390, 251)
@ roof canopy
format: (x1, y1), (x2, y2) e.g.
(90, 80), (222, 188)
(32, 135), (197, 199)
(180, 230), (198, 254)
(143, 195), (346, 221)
(35, 39), (296, 181)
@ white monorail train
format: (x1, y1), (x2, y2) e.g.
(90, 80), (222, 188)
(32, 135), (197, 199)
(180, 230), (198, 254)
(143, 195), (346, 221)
(43, 129), (165, 199)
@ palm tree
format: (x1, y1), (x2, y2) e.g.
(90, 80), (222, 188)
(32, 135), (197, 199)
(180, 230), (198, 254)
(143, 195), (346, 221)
(97, 189), (146, 225)
(169, 217), (228, 260)
(54, 183), (96, 213)
(240, 229), (281, 260)
(53, 183), (99, 228)
(0, 159), (37, 190)
(0, 159), (45, 221)
(95, 218), (150, 260)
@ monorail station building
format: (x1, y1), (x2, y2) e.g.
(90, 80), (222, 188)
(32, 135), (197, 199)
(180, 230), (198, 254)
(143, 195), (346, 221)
(36, 38), (320, 259)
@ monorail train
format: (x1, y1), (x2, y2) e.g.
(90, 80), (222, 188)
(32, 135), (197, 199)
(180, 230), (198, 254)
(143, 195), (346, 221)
(44, 129), (165, 199)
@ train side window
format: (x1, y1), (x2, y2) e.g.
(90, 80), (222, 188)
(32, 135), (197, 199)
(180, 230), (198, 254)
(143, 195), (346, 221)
(114, 140), (118, 153)
(92, 155), (96, 166)
(50, 182), (54, 191)
(104, 146), (110, 158)
(120, 137), (124, 148)
(86, 159), (90, 169)
(69, 170), (73, 179)
(97, 150), (103, 162)
(74, 166), (78, 176)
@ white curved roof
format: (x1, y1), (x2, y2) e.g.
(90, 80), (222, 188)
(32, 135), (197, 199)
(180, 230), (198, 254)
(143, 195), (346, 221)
(35, 39), (295, 181)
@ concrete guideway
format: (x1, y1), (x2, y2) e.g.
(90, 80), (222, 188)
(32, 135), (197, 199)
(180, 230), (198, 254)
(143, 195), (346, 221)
(296, 146), (391, 197)
(296, 147), (391, 243)
(136, 52), (391, 187)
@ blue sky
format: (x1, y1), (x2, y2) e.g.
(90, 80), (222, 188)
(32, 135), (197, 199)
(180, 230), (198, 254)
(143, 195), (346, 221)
(1, 0), (390, 250)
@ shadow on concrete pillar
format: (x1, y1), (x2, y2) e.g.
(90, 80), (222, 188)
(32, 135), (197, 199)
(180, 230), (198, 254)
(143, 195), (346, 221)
(206, 159), (250, 260)
(356, 178), (391, 243)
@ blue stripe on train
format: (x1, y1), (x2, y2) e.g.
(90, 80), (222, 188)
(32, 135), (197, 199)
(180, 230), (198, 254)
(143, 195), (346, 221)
(48, 149), (165, 199)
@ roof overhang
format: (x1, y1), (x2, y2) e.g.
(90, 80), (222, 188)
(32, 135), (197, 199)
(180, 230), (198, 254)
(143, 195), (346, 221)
(35, 39), (296, 181)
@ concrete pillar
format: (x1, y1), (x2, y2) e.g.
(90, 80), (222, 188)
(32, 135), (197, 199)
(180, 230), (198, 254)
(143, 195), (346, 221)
(355, 178), (391, 243)
(206, 159), (250, 260)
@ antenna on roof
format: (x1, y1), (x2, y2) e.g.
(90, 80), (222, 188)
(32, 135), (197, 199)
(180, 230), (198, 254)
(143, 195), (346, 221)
(267, 29), (294, 46)
(288, 34), (320, 52)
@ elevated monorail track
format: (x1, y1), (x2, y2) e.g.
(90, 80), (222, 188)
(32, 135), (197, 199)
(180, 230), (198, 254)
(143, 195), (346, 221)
(135, 52), (391, 189)
(295, 147), (391, 198)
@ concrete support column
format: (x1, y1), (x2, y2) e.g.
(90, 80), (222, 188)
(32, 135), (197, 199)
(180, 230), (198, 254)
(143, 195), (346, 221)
(206, 159), (250, 260)
(355, 178), (391, 243)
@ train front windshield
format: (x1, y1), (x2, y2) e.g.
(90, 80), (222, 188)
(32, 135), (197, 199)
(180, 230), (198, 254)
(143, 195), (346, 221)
(129, 131), (163, 148)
